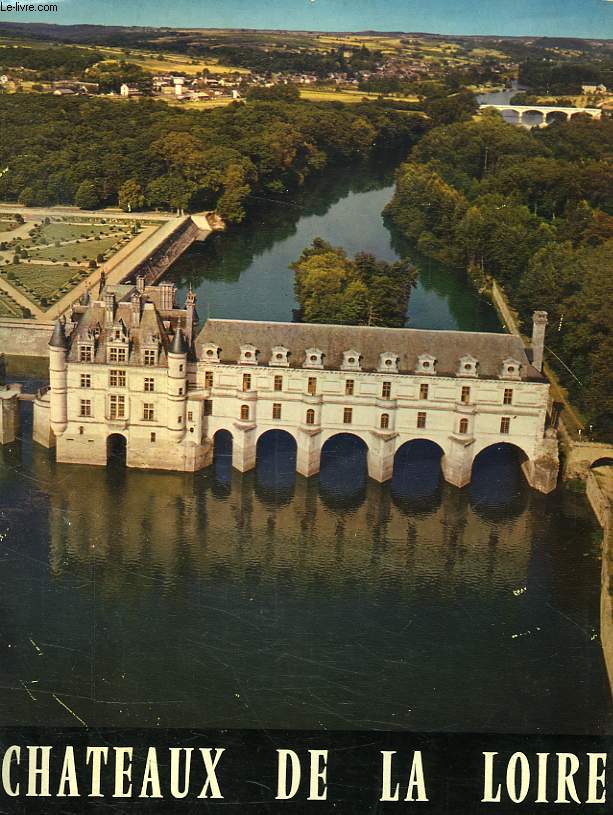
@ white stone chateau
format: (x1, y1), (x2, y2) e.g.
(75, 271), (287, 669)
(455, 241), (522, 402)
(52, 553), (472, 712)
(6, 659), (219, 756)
(33, 281), (559, 492)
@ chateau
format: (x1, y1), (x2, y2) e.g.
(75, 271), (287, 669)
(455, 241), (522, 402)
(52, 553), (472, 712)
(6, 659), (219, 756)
(33, 281), (559, 493)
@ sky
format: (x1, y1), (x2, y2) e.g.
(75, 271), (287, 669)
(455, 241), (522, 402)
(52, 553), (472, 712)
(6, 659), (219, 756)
(0, 0), (612, 40)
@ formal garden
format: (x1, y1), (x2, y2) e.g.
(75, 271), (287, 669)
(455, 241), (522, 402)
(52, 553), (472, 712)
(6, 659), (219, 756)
(0, 216), (149, 312)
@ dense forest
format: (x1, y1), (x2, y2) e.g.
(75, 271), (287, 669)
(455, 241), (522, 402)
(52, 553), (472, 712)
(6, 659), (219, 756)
(0, 45), (103, 79)
(0, 93), (426, 223)
(385, 112), (613, 438)
(292, 239), (417, 327)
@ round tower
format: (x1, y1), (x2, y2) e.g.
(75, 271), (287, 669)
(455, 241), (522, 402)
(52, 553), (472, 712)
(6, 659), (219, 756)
(167, 327), (188, 441)
(48, 320), (68, 437)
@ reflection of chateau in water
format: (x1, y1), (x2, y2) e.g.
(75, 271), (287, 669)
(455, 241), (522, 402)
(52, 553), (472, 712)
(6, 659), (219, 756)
(44, 445), (537, 599)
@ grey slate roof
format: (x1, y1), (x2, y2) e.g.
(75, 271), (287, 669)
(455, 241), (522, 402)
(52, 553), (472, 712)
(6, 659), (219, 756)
(49, 320), (68, 349)
(197, 319), (542, 380)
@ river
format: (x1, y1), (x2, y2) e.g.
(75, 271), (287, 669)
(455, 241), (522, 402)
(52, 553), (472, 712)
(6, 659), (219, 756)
(1, 161), (610, 733)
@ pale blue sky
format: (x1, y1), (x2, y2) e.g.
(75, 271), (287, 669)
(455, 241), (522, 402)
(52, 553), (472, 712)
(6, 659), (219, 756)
(1, 0), (612, 39)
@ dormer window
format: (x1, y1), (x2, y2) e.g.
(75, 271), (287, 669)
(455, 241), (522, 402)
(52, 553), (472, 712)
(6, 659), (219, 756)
(304, 348), (324, 369)
(143, 349), (157, 367)
(501, 358), (522, 380)
(416, 354), (436, 375)
(202, 343), (220, 364)
(458, 355), (478, 377)
(378, 352), (399, 373)
(239, 344), (258, 365)
(270, 346), (290, 367)
(341, 350), (362, 371)
(79, 344), (93, 363)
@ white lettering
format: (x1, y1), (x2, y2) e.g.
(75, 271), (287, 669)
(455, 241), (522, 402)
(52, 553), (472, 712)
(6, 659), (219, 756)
(482, 752), (502, 803)
(86, 747), (108, 797)
(276, 750), (301, 800)
(1, 746), (20, 797)
(170, 747), (192, 799)
(26, 746), (51, 797)
(57, 746), (79, 797)
(139, 747), (162, 799)
(586, 753), (607, 804)
(197, 748), (225, 799)
(308, 750), (328, 801)
(113, 747), (133, 798)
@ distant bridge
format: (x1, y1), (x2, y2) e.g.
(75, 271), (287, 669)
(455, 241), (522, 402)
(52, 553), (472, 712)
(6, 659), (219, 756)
(480, 103), (602, 127)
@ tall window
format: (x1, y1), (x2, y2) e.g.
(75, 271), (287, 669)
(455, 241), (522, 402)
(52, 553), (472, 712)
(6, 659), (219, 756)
(144, 377), (155, 392)
(380, 413), (390, 429)
(109, 369), (126, 387)
(143, 403), (155, 421)
(500, 416), (511, 434)
(79, 399), (91, 418)
(306, 409), (315, 425)
(204, 400), (213, 416)
(345, 379), (354, 396)
(110, 347), (127, 363)
(417, 411), (427, 429)
(205, 371), (214, 389)
(307, 377), (317, 396)
(459, 418), (469, 435)
(109, 394), (125, 419)
(242, 373), (251, 392)
(150, 432), (156, 443)
(343, 407), (353, 424)
(240, 404), (250, 421)
(79, 346), (92, 363)
(272, 403), (282, 420)
(143, 349), (156, 366)
(187, 411), (193, 422)
(419, 383), (429, 400)
(503, 388), (513, 405)
(461, 386), (471, 404)
(382, 381), (391, 400)
(273, 375), (283, 392)
(80, 374), (91, 388)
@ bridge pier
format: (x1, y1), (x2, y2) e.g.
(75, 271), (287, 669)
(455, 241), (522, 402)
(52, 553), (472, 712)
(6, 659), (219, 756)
(367, 432), (397, 483)
(232, 424), (257, 472)
(296, 428), (322, 478)
(0, 384), (22, 444)
(441, 435), (475, 489)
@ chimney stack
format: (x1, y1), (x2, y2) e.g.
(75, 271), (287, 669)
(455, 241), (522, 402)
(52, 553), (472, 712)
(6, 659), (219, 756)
(531, 311), (548, 373)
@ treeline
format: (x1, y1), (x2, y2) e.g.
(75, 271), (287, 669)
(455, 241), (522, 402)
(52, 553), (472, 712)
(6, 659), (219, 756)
(0, 45), (103, 79)
(519, 58), (613, 94)
(385, 112), (613, 438)
(292, 239), (417, 327)
(0, 93), (426, 224)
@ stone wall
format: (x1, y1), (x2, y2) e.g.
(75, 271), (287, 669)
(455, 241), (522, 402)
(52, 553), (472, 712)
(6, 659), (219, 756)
(587, 471), (613, 697)
(0, 319), (53, 357)
(491, 280), (521, 337)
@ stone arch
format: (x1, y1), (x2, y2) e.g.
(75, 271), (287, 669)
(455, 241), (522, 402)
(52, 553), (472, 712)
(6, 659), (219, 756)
(106, 433), (127, 467)
(212, 429), (233, 489)
(255, 429), (297, 505)
(545, 110), (568, 125)
(391, 439), (444, 514)
(469, 442), (530, 518)
(591, 457), (613, 470)
(319, 432), (368, 510)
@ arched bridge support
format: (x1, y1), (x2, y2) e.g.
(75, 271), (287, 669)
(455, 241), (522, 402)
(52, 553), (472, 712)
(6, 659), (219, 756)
(367, 431), (398, 482)
(296, 427), (322, 478)
(232, 423), (257, 472)
(441, 434), (475, 489)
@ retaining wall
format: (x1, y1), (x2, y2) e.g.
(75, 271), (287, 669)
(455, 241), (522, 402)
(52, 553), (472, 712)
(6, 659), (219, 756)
(586, 471), (613, 697)
(0, 319), (53, 357)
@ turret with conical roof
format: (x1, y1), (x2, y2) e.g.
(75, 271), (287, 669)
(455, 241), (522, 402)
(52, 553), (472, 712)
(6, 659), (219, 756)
(48, 320), (68, 437)
(167, 327), (188, 441)
(49, 320), (68, 349)
(170, 327), (188, 355)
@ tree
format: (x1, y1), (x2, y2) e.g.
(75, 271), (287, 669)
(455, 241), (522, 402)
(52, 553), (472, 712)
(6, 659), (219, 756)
(118, 179), (145, 212)
(74, 180), (101, 210)
(292, 239), (416, 327)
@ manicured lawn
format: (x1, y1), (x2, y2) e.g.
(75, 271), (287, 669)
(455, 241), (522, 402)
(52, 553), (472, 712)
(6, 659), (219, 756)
(0, 263), (89, 308)
(0, 291), (23, 318)
(31, 222), (126, 244)
(28, 235), (129, 262)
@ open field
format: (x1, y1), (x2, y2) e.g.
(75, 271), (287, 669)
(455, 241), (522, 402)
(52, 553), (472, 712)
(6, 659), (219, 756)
(90, 47), (248, 75)
(29, 222), (127, 244)
(0, 262), (89, 308)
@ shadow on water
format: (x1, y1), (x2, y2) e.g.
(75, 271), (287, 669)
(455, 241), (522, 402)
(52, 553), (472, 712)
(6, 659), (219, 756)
(255, 430), (297, 506)
(319, 433), (368, 511)
(469, 444), (528, 521)
(212, 429), (233, 495)
(391, 439), (443, 515)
